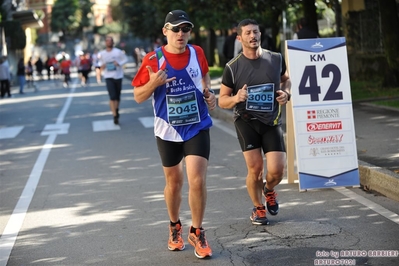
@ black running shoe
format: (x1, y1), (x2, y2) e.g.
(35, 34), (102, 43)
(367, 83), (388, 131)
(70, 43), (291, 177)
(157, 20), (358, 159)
(263, 184), (279, 216)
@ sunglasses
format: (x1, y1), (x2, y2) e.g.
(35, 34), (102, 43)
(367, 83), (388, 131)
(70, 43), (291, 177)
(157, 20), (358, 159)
(167, 26), (192, 33)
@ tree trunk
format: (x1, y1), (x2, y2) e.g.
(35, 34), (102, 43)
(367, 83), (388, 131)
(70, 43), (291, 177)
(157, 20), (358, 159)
(208, 28), (216, 66)
(302, 0), (319, 35)
(332, 0), (343, 37)
(271, 7), (282, 52)
(377, 0), (399, 86)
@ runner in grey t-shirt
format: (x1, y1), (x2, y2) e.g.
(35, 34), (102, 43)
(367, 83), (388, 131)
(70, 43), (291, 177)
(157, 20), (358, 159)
(218, 18), (291, 226)
(222, 48), (287, 126)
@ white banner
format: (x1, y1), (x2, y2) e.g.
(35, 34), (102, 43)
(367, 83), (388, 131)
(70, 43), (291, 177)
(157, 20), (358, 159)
(286, 37), (359, 190)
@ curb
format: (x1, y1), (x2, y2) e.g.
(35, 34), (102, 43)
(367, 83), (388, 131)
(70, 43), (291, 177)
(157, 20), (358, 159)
(358, 161), (399, 202)
(210, 105), (399, 202)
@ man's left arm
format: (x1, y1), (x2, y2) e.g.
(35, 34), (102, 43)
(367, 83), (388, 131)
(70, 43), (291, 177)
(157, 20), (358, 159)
(117, 51), (129, 67)
(202, 73), (216, 110)
(276, 70), (292, 105)
(280, 71), (291, 95)
(202, 72), (211, 90)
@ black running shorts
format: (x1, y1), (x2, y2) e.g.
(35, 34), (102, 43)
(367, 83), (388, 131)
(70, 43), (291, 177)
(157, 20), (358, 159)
(234, 117), (286, 153)
(105, 78), (122, 101)
(156, 129), (210, 167)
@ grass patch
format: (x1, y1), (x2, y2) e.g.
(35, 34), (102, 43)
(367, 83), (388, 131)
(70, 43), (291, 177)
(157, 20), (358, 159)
(373, 100), (399, 108)
(350, 81), (399, 101)
(350, 81), (399, 109)
(209, 66), (224, 78)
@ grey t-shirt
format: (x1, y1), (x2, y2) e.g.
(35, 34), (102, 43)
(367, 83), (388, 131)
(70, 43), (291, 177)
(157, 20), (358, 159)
(222, 49), (286, 126)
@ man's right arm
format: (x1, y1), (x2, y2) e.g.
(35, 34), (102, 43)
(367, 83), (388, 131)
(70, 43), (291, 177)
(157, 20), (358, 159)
(218, 66), (245, 109)
(133, 74), (160, 104)
(219, 83), (249, 109)
(133, 65), (176, 104)
(219, 84), (237, 109)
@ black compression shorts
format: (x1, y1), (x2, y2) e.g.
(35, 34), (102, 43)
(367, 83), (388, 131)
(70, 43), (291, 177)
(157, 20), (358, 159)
(105, 78), (122, 101)
(156, 129), (210, 167)
(234, 117), (286, 153)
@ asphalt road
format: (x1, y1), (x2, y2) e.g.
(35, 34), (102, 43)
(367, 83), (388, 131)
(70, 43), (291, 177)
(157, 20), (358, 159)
(352, 101), (399, 173)
(0, 72), (398, 266)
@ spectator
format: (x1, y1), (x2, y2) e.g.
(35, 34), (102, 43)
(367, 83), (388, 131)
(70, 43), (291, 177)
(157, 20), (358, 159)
(79, 52), (92, 86)
(16, 57), (26, 94)
(261, 28), (277, 51)
(45, 56), (51, 80)
(60, 55), (72, 87)
(135, 47), (147, 67)
(132, 48), (138, 67)
(91, 49), (102, 84)
(223, 23), (242, 62)
(153, 37), (162, 51)
(293, 17), (319, 39)
(35, 56), (44, 80)
(0, 56), (11, 98)
(73, 52), (82, 76)
(26, 58), (35, 88)
(47, 53), (59, 79)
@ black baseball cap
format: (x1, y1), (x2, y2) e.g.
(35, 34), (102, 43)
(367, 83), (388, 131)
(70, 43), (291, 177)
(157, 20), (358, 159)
(164, 10), (194, 28)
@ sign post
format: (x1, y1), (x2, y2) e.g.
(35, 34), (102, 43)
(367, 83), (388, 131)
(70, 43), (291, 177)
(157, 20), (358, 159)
(285, 37), (359, 191)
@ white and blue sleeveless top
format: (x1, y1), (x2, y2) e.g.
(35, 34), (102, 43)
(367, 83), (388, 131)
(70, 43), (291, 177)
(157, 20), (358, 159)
(152, 45), (212, 142)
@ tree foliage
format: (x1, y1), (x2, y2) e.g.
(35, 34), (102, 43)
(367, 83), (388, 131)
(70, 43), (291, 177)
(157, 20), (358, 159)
(118, 0), (292, 41)
(50, 0), (79, 36)
(115, 0), (323, 63)
(116, 1), (158, 39)
(117, 0), (340, 41)
(50, 0), (93, 39)
(78, 0), (94, 29)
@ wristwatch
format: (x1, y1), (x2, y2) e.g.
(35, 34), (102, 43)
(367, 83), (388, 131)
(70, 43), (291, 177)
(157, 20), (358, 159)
(208, 89), (215, 94)
(284, 90), (291, 101)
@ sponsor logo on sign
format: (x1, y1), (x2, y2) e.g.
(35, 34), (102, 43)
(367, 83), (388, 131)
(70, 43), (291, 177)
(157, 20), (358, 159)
(311, 42), (323, 48)
(324, 179), (337, 186)
(308, 134), (343, 145)
(309, 146), (346, 157)
(307, 110), (316, 119)
(307, 121), (342, 131)
(321, 146), (346, 155)
(309, 148), (319, 156)
(307, 109), (340, 119)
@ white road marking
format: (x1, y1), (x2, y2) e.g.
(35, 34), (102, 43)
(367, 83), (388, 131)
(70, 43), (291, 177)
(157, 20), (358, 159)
(0, 86), (76, 266)
(212, 117), (399, 225)
(92, 120), (121, 132)
(138, 117), (154, 128)
(334, 187), (399, 225)
(41, 123), (70, 136)
(0, 126), (24, 140)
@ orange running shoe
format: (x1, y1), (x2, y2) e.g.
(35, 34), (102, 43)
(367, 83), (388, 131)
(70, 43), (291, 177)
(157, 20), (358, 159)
(188, 226), (212, 259)
(168, 224), (185, 251)
(250, 205), (270, 225)
(263, 184), (279, 216)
